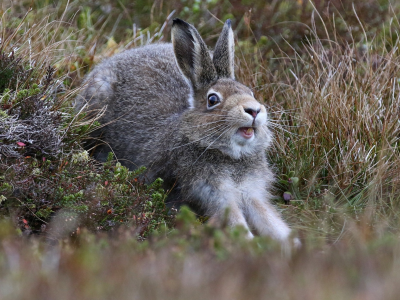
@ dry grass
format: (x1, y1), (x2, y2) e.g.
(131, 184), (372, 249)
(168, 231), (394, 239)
(1, 0), (400, 299)
(1, 221), (400, 300)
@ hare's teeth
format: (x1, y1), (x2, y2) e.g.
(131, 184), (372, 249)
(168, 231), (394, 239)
(246, 128), (254, 134)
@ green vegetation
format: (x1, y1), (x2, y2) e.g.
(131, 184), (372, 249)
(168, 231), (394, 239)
(1, 0), (400, 299)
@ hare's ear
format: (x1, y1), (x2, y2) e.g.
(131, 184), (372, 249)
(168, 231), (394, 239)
(172, 19), (217, 91)
(213, 19), (235, 79)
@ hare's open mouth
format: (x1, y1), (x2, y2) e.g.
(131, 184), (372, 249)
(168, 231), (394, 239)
(238, 127), (255, 139)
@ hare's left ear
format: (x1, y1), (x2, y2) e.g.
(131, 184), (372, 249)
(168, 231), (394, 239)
(213, 19), (235, 79)
(172, 18), (217, 91)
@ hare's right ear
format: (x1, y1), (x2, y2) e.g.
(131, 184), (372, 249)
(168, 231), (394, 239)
(213, 19), (235, 80)
(172, 19), (217, 91)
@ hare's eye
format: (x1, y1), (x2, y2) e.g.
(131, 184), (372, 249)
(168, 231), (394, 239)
(207, 94), (220, 108)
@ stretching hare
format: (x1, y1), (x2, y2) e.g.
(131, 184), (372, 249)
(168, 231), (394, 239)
(77, 19), (298, 246)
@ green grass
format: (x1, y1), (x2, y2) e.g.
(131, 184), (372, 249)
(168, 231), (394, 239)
(1, 0), (400, 299)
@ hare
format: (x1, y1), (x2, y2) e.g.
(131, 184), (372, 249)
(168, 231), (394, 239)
(76, 18), (298, 247)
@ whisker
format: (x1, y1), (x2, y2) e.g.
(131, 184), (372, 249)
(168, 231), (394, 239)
(183, 119), (236, 129)
(268, 118), (302, 123)
(192, 125), (234, 165)
(201, 123), (230, 134)
(267, 123), (299, 136)
(168, 125), (231, 150)
(190, 113), (236, 118)
(269, 107), (301, 113)
(269, 122), (303, 128)
(268, 121), (297, 129)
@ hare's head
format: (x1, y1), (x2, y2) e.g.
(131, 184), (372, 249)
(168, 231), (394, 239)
(172, 19), (272, 159)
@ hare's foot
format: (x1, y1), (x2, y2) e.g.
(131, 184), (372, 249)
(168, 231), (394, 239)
(208, 204), (254, 239)
(246, 197), (298, 245)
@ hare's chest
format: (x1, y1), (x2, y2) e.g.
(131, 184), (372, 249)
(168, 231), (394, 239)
(236, 176), (269, 202)
(219, 173), (270, 203)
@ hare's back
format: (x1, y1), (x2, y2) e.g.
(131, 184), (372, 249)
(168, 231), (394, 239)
(79, 43), (191, 166)
(110, 43), (191, 115)
(80, 43), (191, 118)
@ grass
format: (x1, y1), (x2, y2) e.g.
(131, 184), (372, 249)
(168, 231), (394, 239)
(1, 0), (400, 299)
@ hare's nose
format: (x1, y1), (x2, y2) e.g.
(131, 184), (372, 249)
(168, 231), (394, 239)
(244, 108), (260, 118)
